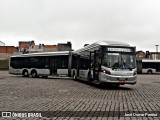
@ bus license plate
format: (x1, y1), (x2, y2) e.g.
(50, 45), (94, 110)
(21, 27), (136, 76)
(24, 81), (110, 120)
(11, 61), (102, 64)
(119, 80), (125, 83)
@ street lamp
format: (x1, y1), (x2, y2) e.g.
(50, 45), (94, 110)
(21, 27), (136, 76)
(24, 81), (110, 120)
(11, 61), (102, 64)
(155, 45), (159, 53)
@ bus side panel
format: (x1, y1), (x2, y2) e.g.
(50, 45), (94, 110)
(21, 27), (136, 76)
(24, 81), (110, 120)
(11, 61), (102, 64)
(142, 68), (156, 74)
(33, 69), (50, 76)
(57, 69), (68, 76)
(79, 69), (89, 80)
(9, 67), (22, 75)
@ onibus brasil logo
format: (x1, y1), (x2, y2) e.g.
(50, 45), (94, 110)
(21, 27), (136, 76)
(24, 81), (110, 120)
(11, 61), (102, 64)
(2, 112), (42, 118)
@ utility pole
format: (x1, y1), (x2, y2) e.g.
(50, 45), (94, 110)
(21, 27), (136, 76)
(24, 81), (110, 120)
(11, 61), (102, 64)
(155, 45), (159, 53)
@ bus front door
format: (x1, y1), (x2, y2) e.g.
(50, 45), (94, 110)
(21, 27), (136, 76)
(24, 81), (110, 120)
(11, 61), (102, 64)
(90, 50), (101, 81)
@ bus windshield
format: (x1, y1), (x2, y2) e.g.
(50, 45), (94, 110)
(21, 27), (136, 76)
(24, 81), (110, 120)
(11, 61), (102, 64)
(102, 53), (136, 69)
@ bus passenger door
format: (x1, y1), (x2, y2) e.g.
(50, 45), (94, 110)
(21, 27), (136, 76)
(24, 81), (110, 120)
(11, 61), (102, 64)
(90, 50), (101, 81)
(76, 55), (80, 77)
(50, 58), (57, 75)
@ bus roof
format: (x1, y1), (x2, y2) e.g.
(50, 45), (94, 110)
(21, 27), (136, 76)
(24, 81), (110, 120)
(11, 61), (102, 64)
(10, 51), (70, 57)
(94, 41), (130, 46)
(142, 59), (160, 62)
(74, 40), (131, 53)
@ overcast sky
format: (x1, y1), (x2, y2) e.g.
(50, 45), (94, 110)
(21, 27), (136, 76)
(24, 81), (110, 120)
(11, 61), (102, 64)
(0, 0), (160, 51)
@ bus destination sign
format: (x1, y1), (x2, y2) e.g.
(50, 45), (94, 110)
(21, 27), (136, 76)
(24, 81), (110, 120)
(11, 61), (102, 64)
(107, 48), (133, 52)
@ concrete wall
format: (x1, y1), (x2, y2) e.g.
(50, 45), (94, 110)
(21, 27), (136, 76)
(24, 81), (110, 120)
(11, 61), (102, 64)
(28, 45), (44, 53)
(0, 53), (13, 60)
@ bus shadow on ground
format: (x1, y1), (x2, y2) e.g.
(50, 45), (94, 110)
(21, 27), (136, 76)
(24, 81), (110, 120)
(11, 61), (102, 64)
(75, 79), (133, 90)
(96, 83), (134, 90)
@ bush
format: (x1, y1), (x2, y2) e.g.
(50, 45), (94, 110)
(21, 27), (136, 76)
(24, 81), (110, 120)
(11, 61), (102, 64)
(0, 59), (9, 70)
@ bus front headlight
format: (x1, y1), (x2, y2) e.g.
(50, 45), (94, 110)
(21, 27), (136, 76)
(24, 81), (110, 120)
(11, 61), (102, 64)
(103, 70), (111, 75)
(133, 71), (137, 76)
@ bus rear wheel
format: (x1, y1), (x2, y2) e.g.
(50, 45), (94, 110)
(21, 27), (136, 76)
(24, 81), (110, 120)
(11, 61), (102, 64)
(22, 70), (29, 77)
(31, 70), (37, 78)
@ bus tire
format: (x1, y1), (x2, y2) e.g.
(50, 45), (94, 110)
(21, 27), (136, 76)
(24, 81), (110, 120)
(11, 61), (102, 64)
(42, 76), (48, 78)
(22, 70), (29, 77)
(147, 70), (152, 74)
(31, 70), (37, 78)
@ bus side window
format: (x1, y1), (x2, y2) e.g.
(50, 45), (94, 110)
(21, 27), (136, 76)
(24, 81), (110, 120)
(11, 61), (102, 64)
(58, 56), (68, 69)
(45, 58), (50, 68)
(10, 58), (16, 68)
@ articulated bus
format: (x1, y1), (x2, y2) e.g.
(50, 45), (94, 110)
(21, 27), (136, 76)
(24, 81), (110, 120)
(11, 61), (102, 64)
(71, 41), (137, 86)
(9, 41), (137, 86)
(137, 59), (160, 74)
(9, 51), (72, 78)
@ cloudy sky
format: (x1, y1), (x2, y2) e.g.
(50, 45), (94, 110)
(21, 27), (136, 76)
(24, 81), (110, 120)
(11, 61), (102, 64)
(0, 0), (160, 51)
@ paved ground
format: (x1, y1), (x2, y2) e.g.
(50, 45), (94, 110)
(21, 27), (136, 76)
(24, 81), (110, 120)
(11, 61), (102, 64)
(0, 71), (159, 120)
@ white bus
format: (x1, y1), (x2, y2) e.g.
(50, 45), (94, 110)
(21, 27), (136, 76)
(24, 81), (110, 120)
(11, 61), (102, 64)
(9, 51), (72, 78)
(71, 41), (137, 86)
(137, 59), (160, 74)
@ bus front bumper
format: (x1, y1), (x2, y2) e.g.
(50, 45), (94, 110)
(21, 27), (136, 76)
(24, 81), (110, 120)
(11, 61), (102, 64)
(100, 74), (137, 85)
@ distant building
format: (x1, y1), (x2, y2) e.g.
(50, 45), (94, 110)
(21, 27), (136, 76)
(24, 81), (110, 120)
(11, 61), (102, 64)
(28, 44), (58, 53)
(58, 42), (72, 51)
(136, 50), (160, 60)
(28, 45), (44, 53)
(19, 41), (35, 53)
(43, 44), (58, 52)
(136, 50), (146, 60)
(0, 46), (17, 53)
(0, 41), (5, 46)
(150, 52), (160, 60)
(19, 41), (35, 48)
(18, 41), (72, 53)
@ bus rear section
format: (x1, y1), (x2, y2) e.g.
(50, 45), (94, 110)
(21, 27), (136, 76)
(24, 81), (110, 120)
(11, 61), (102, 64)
(9, 51), (71, 78)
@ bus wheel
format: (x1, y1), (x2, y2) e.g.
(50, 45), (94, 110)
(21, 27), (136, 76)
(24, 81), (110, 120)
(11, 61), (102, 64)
(42, 76), (48, 78)
(147, 70), (152, 74)
(31, 70), (37, 78)
(22, 70), (29, 77)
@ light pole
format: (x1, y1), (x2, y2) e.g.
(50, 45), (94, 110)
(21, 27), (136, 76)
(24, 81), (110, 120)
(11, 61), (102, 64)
(155, 45), (159, 53)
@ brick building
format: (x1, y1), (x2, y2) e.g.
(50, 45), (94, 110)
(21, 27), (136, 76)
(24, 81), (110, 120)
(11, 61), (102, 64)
(136, 50), (146, 59)
(19, 41), (35, 48)
(43, 45), (58, 52)
(0, 46), (17, 53)
(19, 41), (72, 53)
